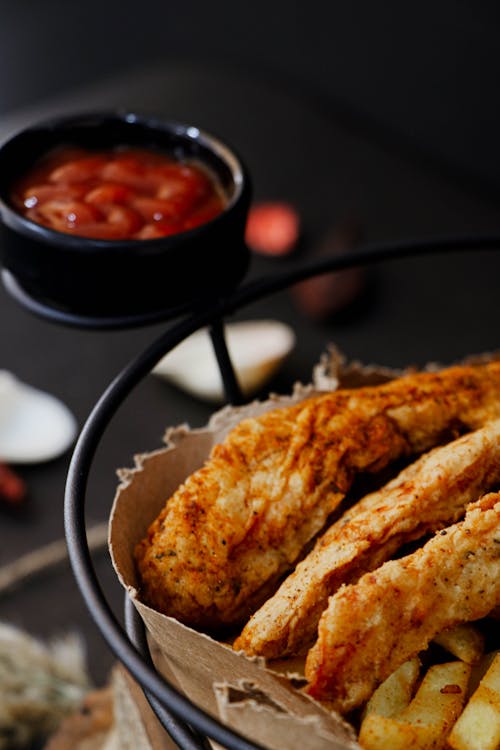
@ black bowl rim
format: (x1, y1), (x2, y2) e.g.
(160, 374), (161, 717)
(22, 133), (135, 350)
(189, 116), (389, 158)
(0, 110), (250, 255)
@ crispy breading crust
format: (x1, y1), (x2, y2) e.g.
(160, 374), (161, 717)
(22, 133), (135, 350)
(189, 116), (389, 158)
(234, 419), (500, 657)
(135, 361), (500, 629)
(305, 493), (500, 713)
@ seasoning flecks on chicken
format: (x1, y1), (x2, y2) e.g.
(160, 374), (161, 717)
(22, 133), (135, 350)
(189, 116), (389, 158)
(135, 361), (500, 630)
(234, 418), (500, 658)
(305, 492), (500, 714)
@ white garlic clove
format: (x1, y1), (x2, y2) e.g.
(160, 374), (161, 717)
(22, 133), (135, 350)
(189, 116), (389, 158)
(0, 370), (77, 463)
(153, 320), (296, 402)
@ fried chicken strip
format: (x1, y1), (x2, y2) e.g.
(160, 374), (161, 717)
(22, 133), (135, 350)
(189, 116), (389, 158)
(135, 361), (500, 629)
(235, 419), (500, 658)
(305, 492), (500, 713)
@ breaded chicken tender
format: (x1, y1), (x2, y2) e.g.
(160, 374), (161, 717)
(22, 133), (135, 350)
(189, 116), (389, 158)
(234, 419), (500, 657)
(135, 361), (500, 629)
(305, 492), (500, 713)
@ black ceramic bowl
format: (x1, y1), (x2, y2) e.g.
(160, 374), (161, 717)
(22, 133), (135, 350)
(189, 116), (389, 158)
(0, 112), (251, 317)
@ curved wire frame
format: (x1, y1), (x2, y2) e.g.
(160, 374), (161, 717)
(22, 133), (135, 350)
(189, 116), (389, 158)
(63, 233), (500, 749)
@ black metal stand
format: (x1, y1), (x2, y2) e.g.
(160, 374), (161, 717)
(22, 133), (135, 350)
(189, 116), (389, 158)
(1, 269), (194, 330)
(5, 232), (500, 749)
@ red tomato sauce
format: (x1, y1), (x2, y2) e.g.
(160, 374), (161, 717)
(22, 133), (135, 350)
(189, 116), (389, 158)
(11, 146), (227, 240)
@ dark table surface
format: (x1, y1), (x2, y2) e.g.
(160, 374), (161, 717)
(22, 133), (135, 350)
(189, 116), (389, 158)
(1, 60), (500, 712)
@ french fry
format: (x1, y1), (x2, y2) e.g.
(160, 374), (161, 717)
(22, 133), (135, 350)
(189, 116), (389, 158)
(433, 623), (485, 665)
(358, 713), (437, 749)
(447, 653), (500, 750)
(358, 661), (470, 750)
(363, 658), (421, 719)
(469, 649), (499, 697)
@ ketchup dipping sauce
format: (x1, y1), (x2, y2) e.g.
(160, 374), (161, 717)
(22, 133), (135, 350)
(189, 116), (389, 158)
(11, 146), (227, 241)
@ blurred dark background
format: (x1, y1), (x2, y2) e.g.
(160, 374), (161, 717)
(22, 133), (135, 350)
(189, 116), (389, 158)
(2, 0), (500, 195)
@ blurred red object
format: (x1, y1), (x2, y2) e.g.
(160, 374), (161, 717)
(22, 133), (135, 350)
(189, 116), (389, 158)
(0, 462), (27, 505)
(245, 202), (300, 256)
(292, 221), (365, 320)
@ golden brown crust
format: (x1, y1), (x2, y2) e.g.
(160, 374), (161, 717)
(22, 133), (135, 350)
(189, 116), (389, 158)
(234, 419), (500, 658)
(305, 493), (500, 713)
(135, 361), (500, 629)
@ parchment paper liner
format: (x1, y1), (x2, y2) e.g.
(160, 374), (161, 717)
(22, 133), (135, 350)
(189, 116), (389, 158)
(109, 347), (498, 749)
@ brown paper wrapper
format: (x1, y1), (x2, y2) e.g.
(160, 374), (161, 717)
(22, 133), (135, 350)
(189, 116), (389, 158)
(109, 346), (499, 749)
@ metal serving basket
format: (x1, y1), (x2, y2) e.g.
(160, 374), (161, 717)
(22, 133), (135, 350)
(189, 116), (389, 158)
(52, 232), (500, 750)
